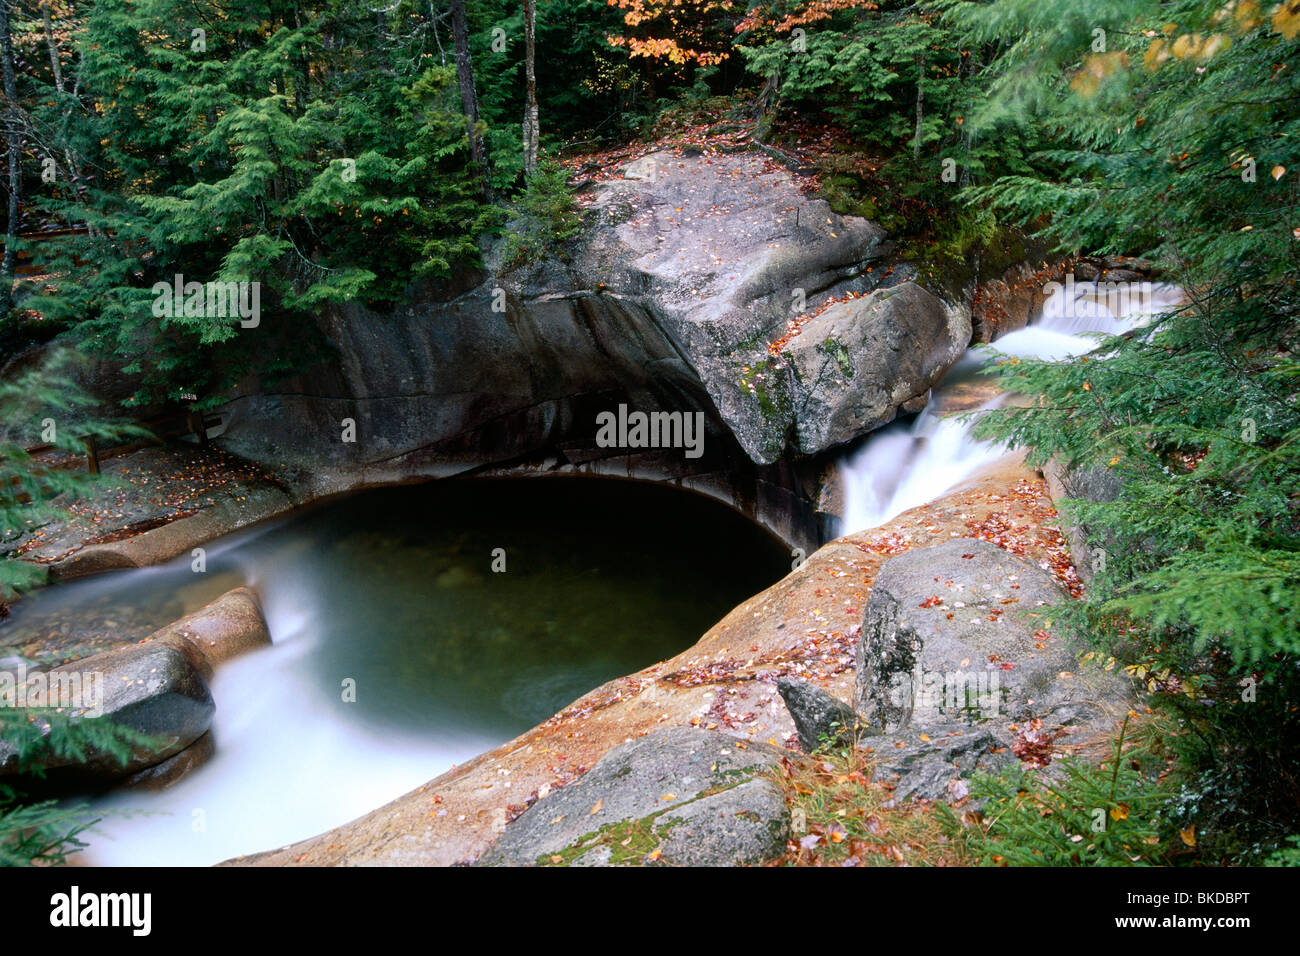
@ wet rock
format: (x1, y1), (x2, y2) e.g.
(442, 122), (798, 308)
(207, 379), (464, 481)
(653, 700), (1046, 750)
(47, 485), (294, 581)
(900, 390), (930, 415)
(116, 730), (215, 791)
(815, 463), (846, 542)
(475, 728), (788, 867)
(46, 549), (138, 577)
(1072, 260), (1101, 282)
(973, 261), (1066, 342)
(0, 641), (215, 780)
(216, 151), (965, 474)
(777, 677), (860, 752)
(11, 586), (269, 673)
(150, 587), (271, 675)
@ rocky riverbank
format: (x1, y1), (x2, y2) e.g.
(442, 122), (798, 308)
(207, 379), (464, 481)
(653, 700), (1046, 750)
(1, 444), (295, 603)
(220, 452), (1132, 867)
(3, 427), (1135, 865)
(0, 136), (1149, 867)
(0, 587), (269, 788)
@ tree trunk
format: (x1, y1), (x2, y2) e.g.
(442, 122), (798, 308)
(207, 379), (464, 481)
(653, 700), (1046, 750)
(82, 435), (100, 474)
(449, 0), (492, 199)
(753, 71), (780, 142)
(187, 411), (209, 448)
(522, 0), (538, 176)
(958, 49), (972, 189)
(0, 0), (21, 318)
(912, 51), (925, 162)
(41, 3), (63, 95)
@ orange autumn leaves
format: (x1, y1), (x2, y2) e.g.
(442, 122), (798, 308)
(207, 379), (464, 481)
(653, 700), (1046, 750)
(734, 0), (880, 35)
(605, 0), (880, 65)
(606, 0), (738, 65)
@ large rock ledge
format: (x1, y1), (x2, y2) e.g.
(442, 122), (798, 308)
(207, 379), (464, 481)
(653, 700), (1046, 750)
(6, 149), (973, 577)
(475, 728), (790, 867)
(213, 150), (969, 552)
(222, 453), (1131, 868)
(0, 587), (270, 785)
(46, 485), (295, 580)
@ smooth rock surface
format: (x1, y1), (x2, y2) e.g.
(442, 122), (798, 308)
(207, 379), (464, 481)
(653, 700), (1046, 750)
(217, 151), (967, 478)
(0, 641), (215, 779)
(224, 460), (1121, 867)
(149, 587), (272, 676)
(116, 730), (216, 791)
(475, 728), (788, 866)
(847, 537), (1133, 801)
(855, 538), (1075, 730)
(47, 486), (294, 581)
(785, 283), (967, 455)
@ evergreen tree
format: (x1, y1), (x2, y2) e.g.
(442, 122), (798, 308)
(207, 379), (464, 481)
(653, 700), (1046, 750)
(0, 352), (147, 600)
(0, 706), (155, 866)
(940, 0), (1300, 860)
(0, 355), (156, 866)
(24, 0), (492, 408)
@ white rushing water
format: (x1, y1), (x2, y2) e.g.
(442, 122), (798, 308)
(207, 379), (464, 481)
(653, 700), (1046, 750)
(78, 538), (495, 867)
(840, 277), (1185, 534)
(37, 478), (785, 866)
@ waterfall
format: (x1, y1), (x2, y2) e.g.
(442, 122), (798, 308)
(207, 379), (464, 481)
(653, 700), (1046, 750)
(76, 536), (494, 867)
(838, 277), (1184, 535)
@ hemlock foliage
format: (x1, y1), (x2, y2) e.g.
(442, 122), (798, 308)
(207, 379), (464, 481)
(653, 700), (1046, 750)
(948, 0), (1300, 862)
(0, 354), (148, 600)
(0, 707), (156, 866)
(13, 0), (496, 408)
(939, 717), (1180, 866)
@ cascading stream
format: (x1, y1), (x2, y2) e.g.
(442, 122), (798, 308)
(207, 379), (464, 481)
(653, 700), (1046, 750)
(840, 278), (1185, 535)
(1, 277), (1182, 867)
(2, 479), (789, 866)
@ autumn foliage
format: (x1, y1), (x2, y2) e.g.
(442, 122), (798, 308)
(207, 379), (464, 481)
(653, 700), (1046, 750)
(605, 0), (738, 64)
(735, 0), (880, 34)
(605, 0), (882, 65)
